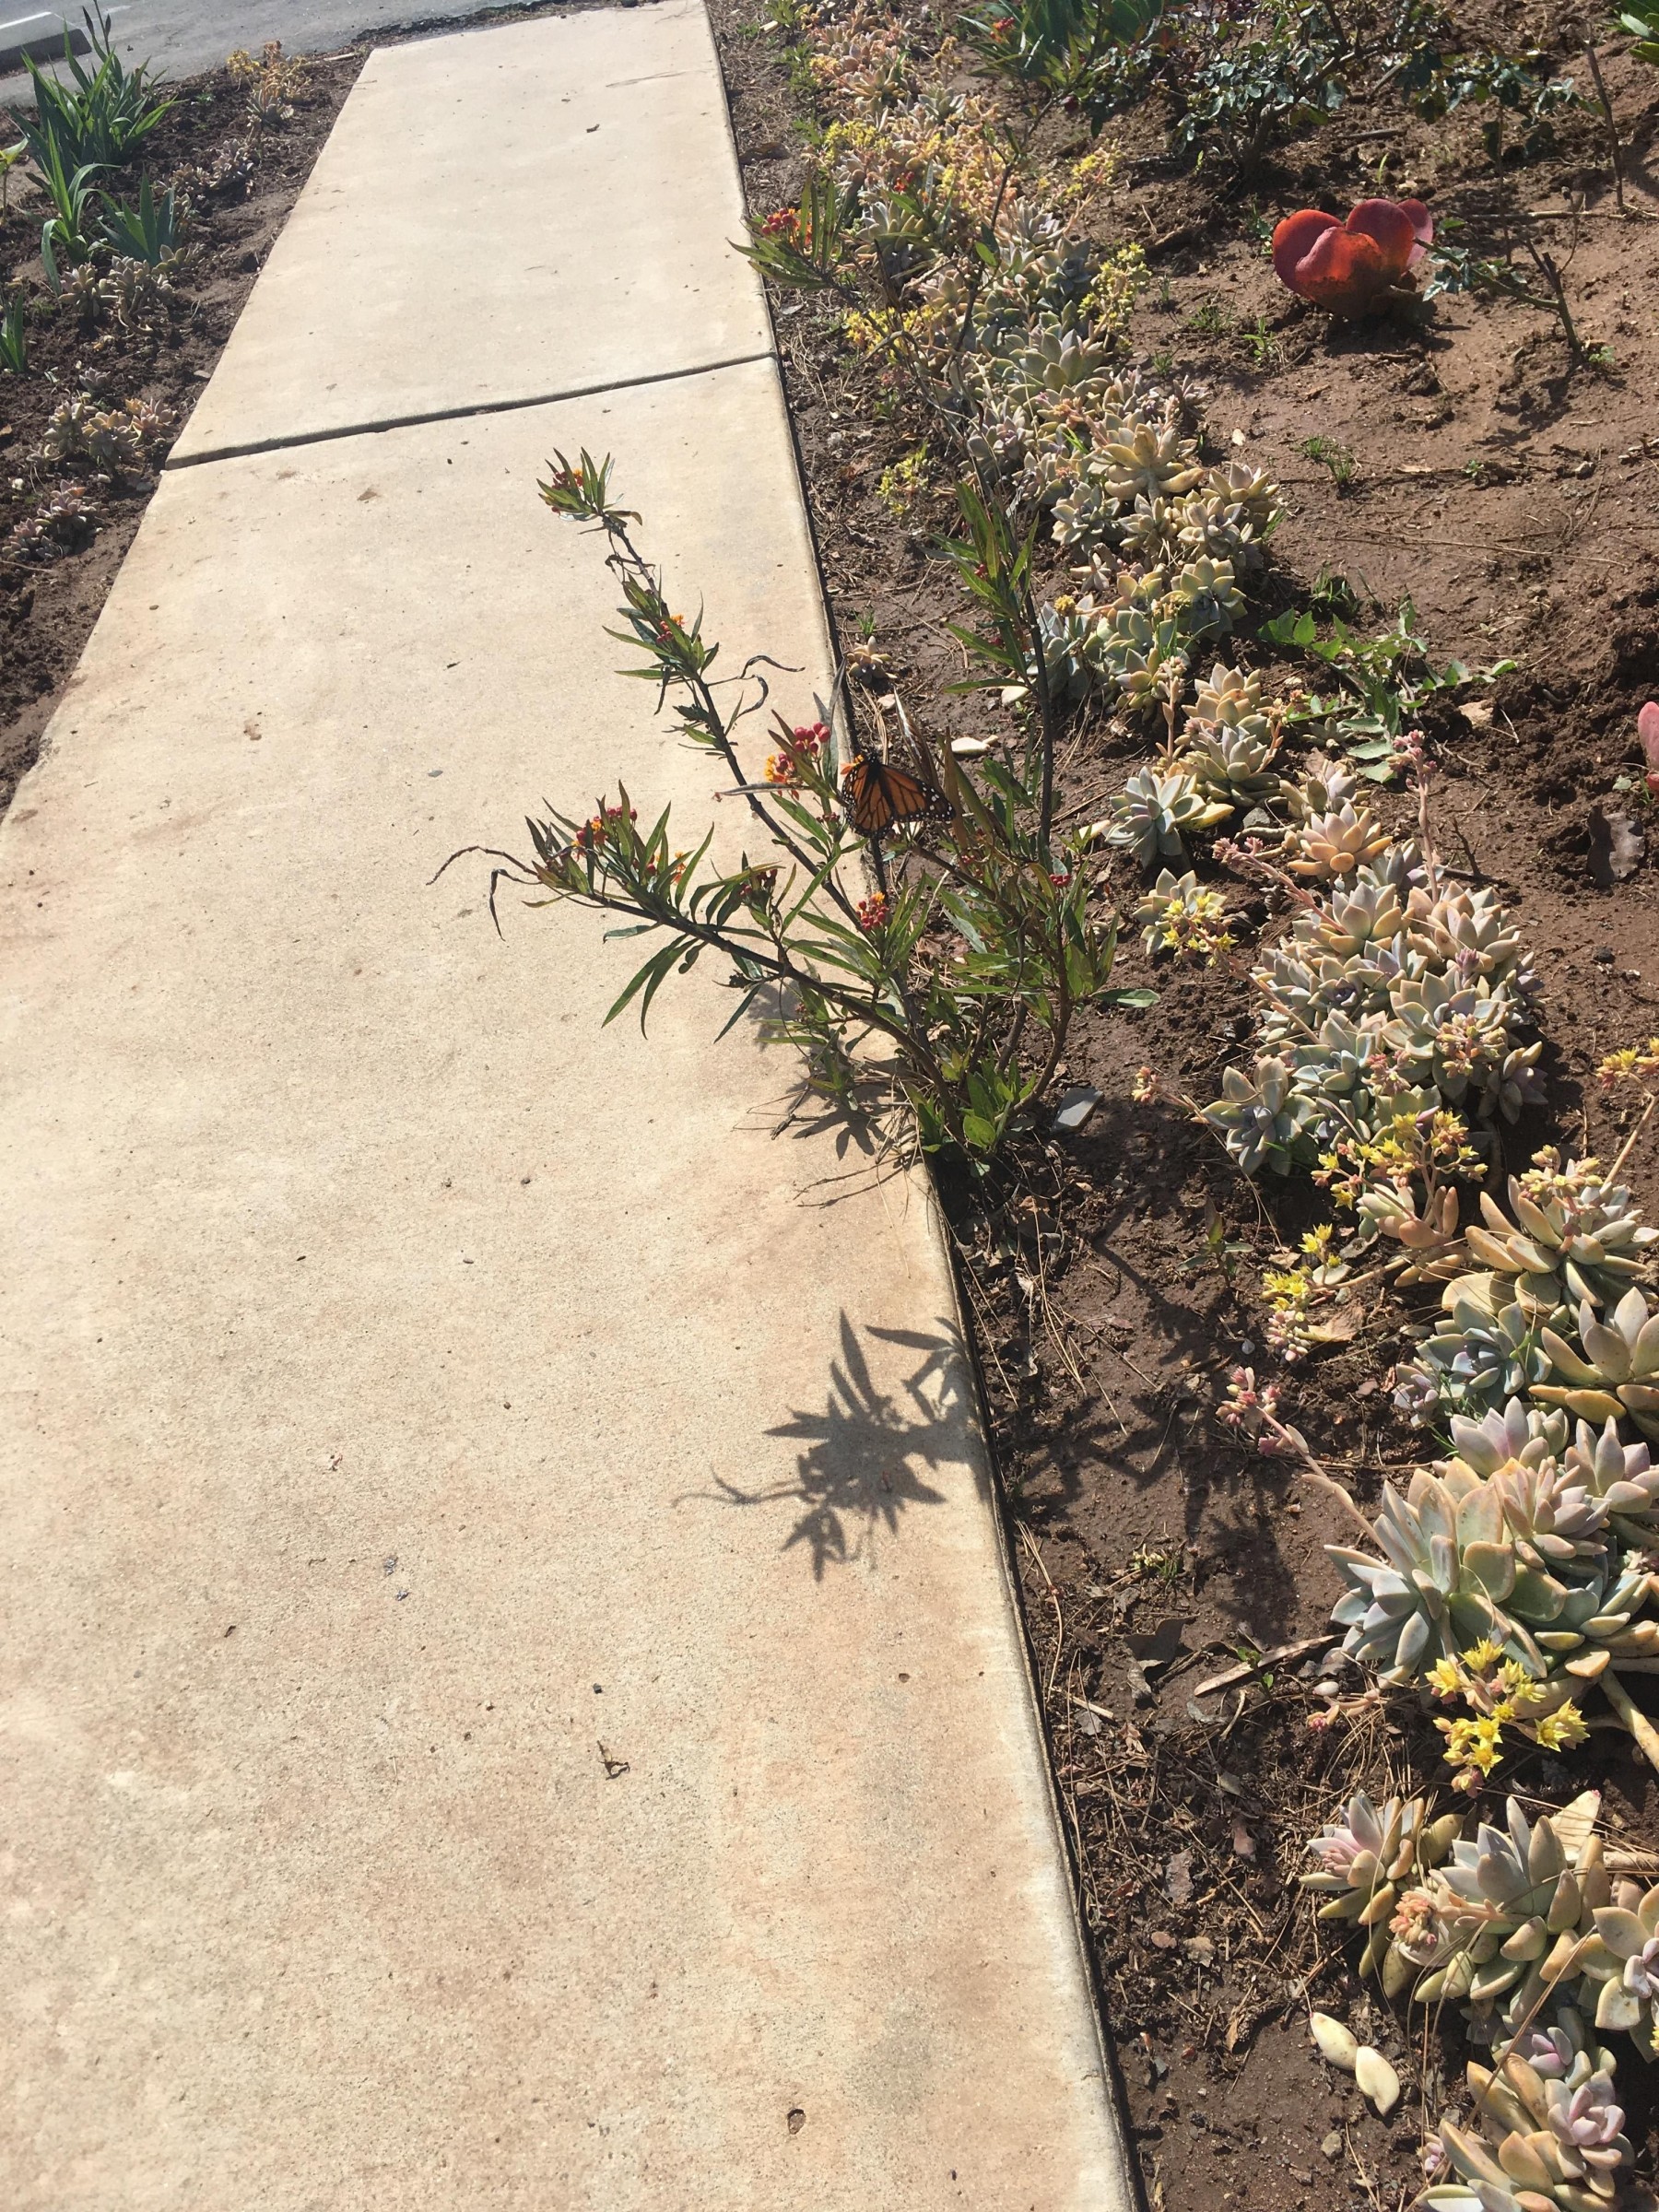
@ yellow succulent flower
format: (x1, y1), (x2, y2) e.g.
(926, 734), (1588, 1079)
(1498, 1662), (1547, 1709)
(1535, 1703), (1589, 1752)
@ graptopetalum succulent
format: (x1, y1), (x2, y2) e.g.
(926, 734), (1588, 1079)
(1205, 839), (1542, 1182)
(1392, 1150), (1659, 1429)
(1303, 1791), (1659, 2212)
(1326, 1394), (1659, 1785)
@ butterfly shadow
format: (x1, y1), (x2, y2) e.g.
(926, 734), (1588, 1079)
(698, 1310), (978, 1578)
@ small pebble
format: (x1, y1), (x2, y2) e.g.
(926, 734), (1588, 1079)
(1594, 947), (1616, 963)
(1053, 1084), (1103, 1132)
(1321, 2132), (1344, 2160)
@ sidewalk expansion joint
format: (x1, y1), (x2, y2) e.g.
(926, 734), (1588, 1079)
(164, 347), (779, 470)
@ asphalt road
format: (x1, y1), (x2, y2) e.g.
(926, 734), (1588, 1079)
(0, 0), (540, 104)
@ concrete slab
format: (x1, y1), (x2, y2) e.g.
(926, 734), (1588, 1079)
(1, 361), (1133, 2208)
(169, 0), (771, 465)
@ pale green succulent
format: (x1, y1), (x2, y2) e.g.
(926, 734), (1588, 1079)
(1305, 872), (1408, 959)
(1173, 486), (1269, 570)
(1191, 661), (1265, 730)
(1216, 852), (1540, 1194)
(1164, 555), (1242, 637)
(1408, 882), (1534, 991)
(1431, 2041), (1633, 2212)
(1456, 1155), (1659, 1319)
(1580, 1883), (1659, 2056)
(1563, 1418), (1659, 1547)
(1131, 868), (1234, 960)
(1010, 322), (1117, 394)
(1112, 493), (1176, 560)
(1093, 610), (1189, 711)
(1285, 796), (1392, 878)
(1284, 755), (1365, 822)
(99, 251), (183, 332)
(1537, 1289), (1659, 1442)
(1399, 1807), (1614, 2067)
(1097, 421), (1204, 507)
(1441, 1397), (1571, 1482)
(1181, 716), (1282, 806)
(1333, 1412), (1659, 1690)
(1300, 1789), (1459, 1979)
(42, 392), (168, 475)
(1201, 1053), (1308, 1173)
(1206, 455), (1282, 533)
(1307, 1752), (1644, 2207)
(1050, 477), (1111, 550)
(1400, 1282), (1557, 1421)
(1327, 1467), (1536, 1683)
(1035, 600), (1105, 706)
(1287, 1010), (1383, 1109)
(1382, 971), (1544, 1118)
(963, 410), (1030, 476)
(1105, 766), (1229, 865)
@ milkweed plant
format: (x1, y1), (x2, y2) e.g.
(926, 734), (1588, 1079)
(450, 449), (1151, 1163)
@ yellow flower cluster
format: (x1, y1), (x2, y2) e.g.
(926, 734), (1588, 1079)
(1147, 884), (1232, 962)
(1078, 243), (1147, 335)
(1599, 1036), (1659, 1087)
(821, 98), (1020, 239)
(1316, 1104), (1482, 1215)
(842, 300), (955, 359)
(1429, 1641), (1588, 1788)
(1261, 1265), (1314, 1360)
(877, 445), (932, 515)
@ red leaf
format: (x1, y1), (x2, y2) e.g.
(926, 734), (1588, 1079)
(1272, 207), (1338, 293)
(1346, 198), (1419, 282)
(1293, 225), (1389, 316)
(1272, 197), (1436, 315)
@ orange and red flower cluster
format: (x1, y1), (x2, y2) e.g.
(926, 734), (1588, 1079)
(765, 719), (830, 785)
(738, 865), (780, 909)
(571, 802), (637, 856)
(855, 891), (892, 933)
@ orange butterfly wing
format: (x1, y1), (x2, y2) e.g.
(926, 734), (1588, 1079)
(840, 753), (945, 837)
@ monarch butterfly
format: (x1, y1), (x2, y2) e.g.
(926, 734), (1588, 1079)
(839, 747), (949, 840)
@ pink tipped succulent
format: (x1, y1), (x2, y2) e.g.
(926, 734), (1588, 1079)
(1638, 700), (1659, 795)
(1272, 198), (1434, 318)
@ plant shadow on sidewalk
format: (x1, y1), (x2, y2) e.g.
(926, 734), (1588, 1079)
(700, 1310), (977, 1576)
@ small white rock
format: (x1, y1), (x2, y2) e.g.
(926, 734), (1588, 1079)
(1310, 2013), (1359, 2072)
(1355, 2045), (1401, 2115)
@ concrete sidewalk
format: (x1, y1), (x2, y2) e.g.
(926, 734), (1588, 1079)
(0, 8), (1135, 2206)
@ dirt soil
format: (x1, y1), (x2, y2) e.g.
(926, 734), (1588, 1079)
(0, 49), (371, 816)
(709, 2), (1659, 2206)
